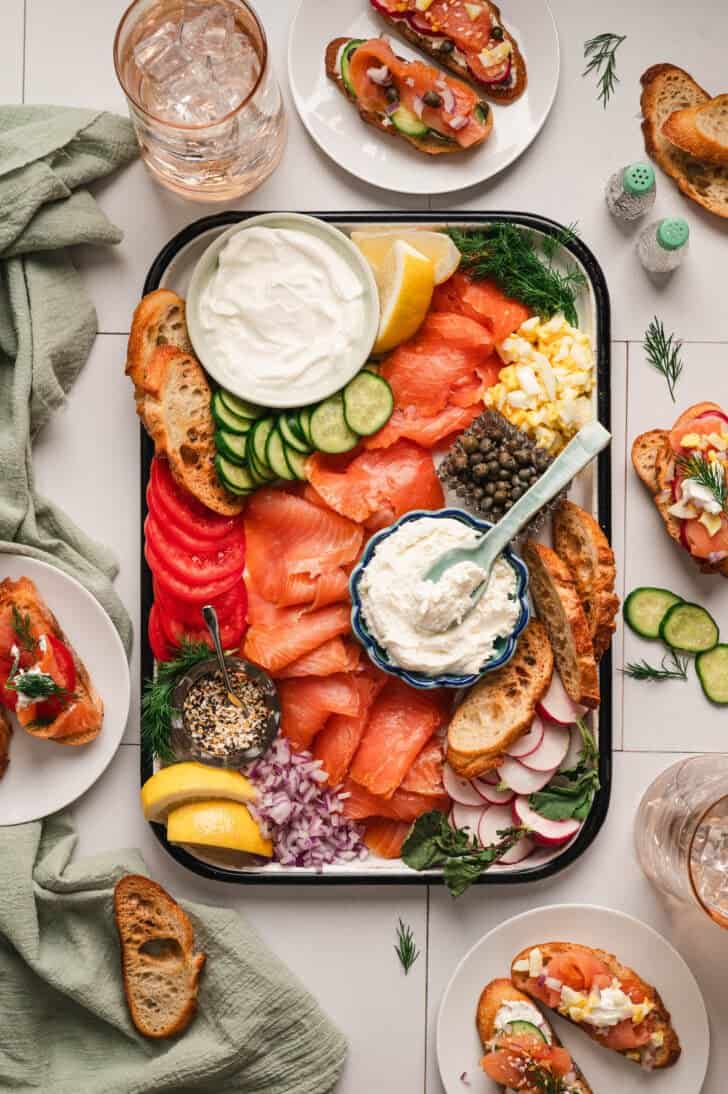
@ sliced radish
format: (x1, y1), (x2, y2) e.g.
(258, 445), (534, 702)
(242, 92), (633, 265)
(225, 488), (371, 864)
(496, 836), (536, 865)
(477, 804), (515, 846)
(506, 717), (545, 759)
(450, 802), (486, 834)
(473, 778), (515, 806)
(559, 724), (584, 772)
(537, 673), (587, 726)
(512, 796), (582, 846)
(443, 764), (484, 806)
(519, 724), (571, 773)
(480, 769), (499, 786)
(497, 756), (557, 796)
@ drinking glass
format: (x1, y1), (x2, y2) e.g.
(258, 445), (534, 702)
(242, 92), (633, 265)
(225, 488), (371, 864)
(114, 0), (287, 200)
(635, 755), (728, 929)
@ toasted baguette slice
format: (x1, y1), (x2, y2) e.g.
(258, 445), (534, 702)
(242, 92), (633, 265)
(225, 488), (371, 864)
(663, 93), (728, 166)
(641, 63), (728, 219)
(0, 577), (103, 746)
(0, 709), (10, 779)
(373, 0), (527, 103)
(477, 979), (593, 1093)
(126, 289), (191, 399)
(325, 38), (492, 156)
(553, 501), (619, 662)
(114, 874), (205, 1039)
(447, 620), (553, 778)
(141, 346), (244, 517)
(522, 542), (599, 709)
(511, 942), (681, 1071)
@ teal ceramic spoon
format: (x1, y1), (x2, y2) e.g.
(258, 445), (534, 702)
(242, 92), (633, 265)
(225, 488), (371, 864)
(424, 420), (612, 618)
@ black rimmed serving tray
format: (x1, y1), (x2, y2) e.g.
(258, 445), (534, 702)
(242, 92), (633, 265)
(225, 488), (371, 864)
(139, 211), (612, 886)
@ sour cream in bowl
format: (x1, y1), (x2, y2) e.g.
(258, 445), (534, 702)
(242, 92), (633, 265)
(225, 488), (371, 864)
(186, 213), (380, 408)
(350, 509), (530, 690)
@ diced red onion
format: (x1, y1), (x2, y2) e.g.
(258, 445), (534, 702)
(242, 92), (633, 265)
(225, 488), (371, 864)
(413, 95), (425, 119)
(708, 550), (728, 564)
(448, 113), (469, 130)
(440, 84), (456, 113)
(385, 100), (401, 116)
(367, 64), (391, 86)
(405, 76), (415, 88)
(247, 737), (366, 868)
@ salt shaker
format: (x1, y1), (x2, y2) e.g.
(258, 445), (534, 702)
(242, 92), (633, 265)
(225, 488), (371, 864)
(637, 217), (690, 273)
(605, 162), (656, 221)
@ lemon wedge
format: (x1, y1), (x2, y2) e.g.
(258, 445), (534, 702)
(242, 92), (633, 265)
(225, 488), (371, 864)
(167, 799), (273, 857)
(141, 762), (256, 823)
(373, 240), (436, 355)
(352, 229), (460, 286)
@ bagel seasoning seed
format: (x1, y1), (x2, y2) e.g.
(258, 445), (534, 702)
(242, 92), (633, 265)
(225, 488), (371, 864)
(183, 670), (267, 758)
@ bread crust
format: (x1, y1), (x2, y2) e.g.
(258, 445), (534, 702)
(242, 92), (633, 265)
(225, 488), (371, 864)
(477, 978), (594, 1093)
(325, 37), (493, 155)
(126, 289), (191, 398)
(373, 0), (527, 103)
(662, 94), (728, 166)
(553, 501), (619, 662)
(511, 941), (682, 1071)
(0, 709), (10, 779)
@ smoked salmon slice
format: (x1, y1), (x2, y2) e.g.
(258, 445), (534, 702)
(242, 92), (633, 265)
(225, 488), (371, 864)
(305, 441), (444, 527)
(349, 679), (450, 798)
(243, 602), (351, 673)
(399, 737), (445, 796)
(363, 818), (412, 860)
(313, 667), (386, 786)
(342, 777), (449, 821)
(274, 637), (361, 679)
(432, 273), (531, 342)
(278, 672), (362, 752)
(365, 403), (482, 452)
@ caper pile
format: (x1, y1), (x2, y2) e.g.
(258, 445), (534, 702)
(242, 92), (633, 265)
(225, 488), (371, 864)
(438, 411), (552, 525)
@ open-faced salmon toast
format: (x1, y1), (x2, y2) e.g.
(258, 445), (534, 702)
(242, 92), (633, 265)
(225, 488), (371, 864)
(326, 36), (493, 156)
(477, 979), (593, 1093)
(0, 577), (103, 746)
(511, 942), (681, 1070)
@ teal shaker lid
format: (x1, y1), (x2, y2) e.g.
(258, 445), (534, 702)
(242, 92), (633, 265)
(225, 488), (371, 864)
(657, 217), (690, 250)
(623, 162), (655, 195)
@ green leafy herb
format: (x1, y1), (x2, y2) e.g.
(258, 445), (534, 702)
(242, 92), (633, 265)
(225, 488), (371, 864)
(7, 671), (69, 702)
(401, 810), (528, 897)
(583, 33), (626, 107)
(25, 716), (56, 729)
(677, 453), (727, 514)
(394, 918), (420, 974)
(141, 641), (212, 762)
(643, 317), (684, 402)
(528, 720), (599, 822)
(524, 1063), (568, 1093)
(11, 606), (36, 653)
(540, 221), (580, 261)
(623, 651), (690, 682)
(447, 224), (586, 326)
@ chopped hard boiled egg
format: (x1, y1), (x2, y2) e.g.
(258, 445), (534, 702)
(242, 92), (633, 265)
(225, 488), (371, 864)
(479, 40), (513, 68)
(485, 314), (596, 453)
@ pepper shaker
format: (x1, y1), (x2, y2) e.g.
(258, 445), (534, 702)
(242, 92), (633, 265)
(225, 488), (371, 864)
(637, 217), (690, 273)
(605, 162), (656, 221)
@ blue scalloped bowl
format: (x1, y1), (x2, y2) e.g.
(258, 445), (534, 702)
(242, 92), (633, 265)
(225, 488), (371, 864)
(349, 509), (530, 690)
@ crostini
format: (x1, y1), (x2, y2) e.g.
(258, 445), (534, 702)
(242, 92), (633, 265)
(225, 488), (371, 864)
(478, 978), (593, 1093)
(510, 942), (681, 1070)
(632, 400), (728, 578)
(369, 0), (527, 103)
(0, 577), (103, 746)
(326, 37), (493, 156)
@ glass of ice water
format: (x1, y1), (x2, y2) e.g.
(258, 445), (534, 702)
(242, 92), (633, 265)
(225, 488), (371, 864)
(635, 755), (728, 929)
(114, 0), (286, 200)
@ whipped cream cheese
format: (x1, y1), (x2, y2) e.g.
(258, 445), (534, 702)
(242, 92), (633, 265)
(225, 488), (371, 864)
(494, 999), (552, 1042)
(198, 227), (368, 405)
(559, 980), (653, 1029)
(358, 516), (520, 677)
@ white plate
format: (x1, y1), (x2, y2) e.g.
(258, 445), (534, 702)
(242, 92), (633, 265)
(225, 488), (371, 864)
(437, 903), (709, 1094)
(287, 0), (559, 195)
(0, 557), (130, 825)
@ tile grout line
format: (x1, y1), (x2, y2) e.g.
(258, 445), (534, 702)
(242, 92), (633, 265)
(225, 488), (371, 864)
(619, 341), (630, 749)
(423, 884), (431, 1094)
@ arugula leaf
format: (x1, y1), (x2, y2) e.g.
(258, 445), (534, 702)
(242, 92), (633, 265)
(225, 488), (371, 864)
(528, 719), (600, 822)
(401, 811), (528, 897)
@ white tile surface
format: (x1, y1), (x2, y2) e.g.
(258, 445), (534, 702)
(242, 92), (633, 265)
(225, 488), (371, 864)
(610, 340), (628, 750)
(0, 0), (24, 102)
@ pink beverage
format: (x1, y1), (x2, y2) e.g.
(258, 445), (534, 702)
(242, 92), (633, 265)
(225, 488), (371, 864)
(635, 755), (728, 929)
(114, 0), (286, 200)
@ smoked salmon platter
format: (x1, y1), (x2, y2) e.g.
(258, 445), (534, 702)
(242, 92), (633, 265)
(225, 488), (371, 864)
(135, 212), (613, 888)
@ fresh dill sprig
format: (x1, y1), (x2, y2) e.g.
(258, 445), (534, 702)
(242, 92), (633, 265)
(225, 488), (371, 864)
(141, 641), (212, 762)
(394, 918), (420, 974)
(524, 1063), (565, 1093)
(643, 317), (684, 402)
(447, 224), (586, 326)
(678, 454), (727, 514)
(11, 606), (36, 653)
(541, 221), (580, 261)
(583, 33), (627, 108)
(7, 671), (70, 701)
(623, 651), (690, 682)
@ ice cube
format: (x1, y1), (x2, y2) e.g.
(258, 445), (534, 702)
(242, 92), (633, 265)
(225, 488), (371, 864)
(133, 20), (179, 71)
(210, 33), (261, 103)
(165, 60), (226, 125)
(180, 3), (234, 62)
(141, 41), (191, 83)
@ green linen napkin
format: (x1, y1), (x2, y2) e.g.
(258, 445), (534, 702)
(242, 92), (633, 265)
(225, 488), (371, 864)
(0, 813), (347, 1094)
(0, 107), (139, 653)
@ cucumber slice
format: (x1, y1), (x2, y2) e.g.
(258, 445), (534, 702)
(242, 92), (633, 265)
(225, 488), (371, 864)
(266, 427), (296, 480)
(343, 372), (394, 436)
(214, 454), (254, 495)
(211, 391), (252, 434)
(391, 106), (429, 138)
(660, 602), (719, 653)
(696, 644), (728, 704)
(215, 429), (248, 465)
(623, 587), (683, 639)
(501, 1020), (547, 1044)
(286, 412), (307, 445)
(251, 417), (276, 468)
(299, 408), (314, 446)
(340, 38), (365, 98)
(474, 101), (490, 126)
(279, 413), (312, 453)
(219, 390), (264, 420)
(245, 427), (275, 481)
(283, 444), (307, 481)
(309, 395), (359, 454)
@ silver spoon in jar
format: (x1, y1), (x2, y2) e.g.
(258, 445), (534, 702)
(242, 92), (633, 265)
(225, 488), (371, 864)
(202, 604), (242, 709)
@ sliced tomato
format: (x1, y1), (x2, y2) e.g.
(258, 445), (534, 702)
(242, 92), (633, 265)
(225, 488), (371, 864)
(0, 657), (17, 710)
(34, 635), (77, 721)
(149, 458), (241, 542)
(145, 540), (241, 604)
(157, 582), (247, 651)
(147, 488), (243, 556)
(152, 576), (243, 627)
(144, 514), (245, 588)
(148, 603), (174, 662)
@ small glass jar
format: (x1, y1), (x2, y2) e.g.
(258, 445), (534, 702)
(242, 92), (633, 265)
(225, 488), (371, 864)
(605, 161), (656, 221)
(637, 217), (690, 273)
